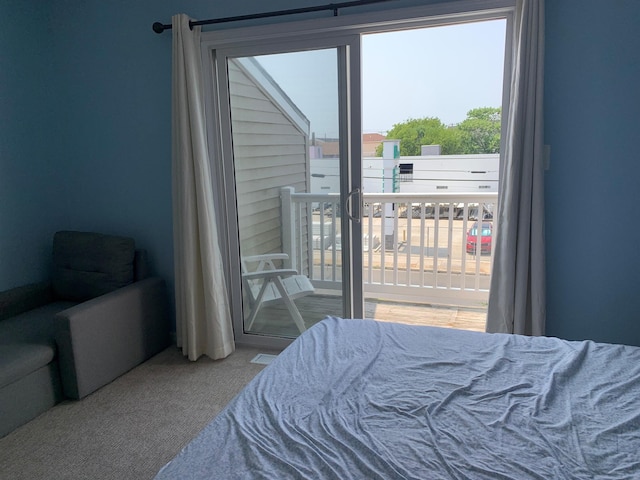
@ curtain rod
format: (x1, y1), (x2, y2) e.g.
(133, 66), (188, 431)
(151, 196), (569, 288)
(152, 0), (395, 34)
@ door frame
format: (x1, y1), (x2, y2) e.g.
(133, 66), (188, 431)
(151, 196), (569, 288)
(200, 0), (515, 348)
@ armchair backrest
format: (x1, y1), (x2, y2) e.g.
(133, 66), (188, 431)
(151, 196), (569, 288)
(52, 231), (136, 302)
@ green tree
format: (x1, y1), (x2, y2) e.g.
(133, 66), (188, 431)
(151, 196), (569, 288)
(376, 117), (460, 156)
(376, 108), (501, 156)
(457, 107), (501, 154)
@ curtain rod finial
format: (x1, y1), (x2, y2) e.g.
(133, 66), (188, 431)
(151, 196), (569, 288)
(152, 22), (167, 34)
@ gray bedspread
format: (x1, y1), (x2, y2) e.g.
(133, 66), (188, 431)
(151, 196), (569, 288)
(156, 317), (640, 479)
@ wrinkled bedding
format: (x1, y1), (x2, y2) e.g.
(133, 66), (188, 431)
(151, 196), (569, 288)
(156, 317), (640, 479)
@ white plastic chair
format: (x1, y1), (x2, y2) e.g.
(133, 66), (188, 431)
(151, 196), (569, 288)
(241, 253), (314, 333)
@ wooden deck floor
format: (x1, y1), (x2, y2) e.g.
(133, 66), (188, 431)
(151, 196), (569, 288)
(248, 294), (487, 338)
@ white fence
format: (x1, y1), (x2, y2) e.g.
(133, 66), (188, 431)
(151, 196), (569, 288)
(281, 188), (498, 307)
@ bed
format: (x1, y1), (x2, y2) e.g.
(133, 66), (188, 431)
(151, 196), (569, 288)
(155, 316), (640, 479)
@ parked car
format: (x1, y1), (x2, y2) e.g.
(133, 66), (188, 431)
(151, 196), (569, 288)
(466, 222), (493, 255)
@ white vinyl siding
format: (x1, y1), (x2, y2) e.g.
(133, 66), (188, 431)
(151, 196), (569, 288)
(229, 59), (310, 270)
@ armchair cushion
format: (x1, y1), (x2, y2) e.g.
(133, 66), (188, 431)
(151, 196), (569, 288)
(0, 301), (77, 346)
(52, 231), (135, 302)
(0, 344), (56, 389)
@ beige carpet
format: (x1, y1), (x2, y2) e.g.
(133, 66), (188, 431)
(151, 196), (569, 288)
(0, 345), (279, 480)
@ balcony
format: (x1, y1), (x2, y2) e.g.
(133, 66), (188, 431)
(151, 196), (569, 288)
(247, 188), (498, 336)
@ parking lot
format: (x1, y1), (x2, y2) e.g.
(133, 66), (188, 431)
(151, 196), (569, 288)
(313, 215), (493, 276)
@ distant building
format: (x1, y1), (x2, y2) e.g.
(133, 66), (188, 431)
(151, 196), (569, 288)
(309, 133), (386, 158)
(316, 137), (340, 157)
(311, 154), (499, 194)
(420, 145), (441, 156)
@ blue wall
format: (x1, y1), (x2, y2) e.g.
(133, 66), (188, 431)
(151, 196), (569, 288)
(544, 0), (640, 345)
(2, 0), (640, 345)
(46, 2), (177, 287)
(0, 3), (62, 287)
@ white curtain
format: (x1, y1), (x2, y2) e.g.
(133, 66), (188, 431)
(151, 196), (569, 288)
(172, 14), (235, 360)
(486, 0), (546, 336)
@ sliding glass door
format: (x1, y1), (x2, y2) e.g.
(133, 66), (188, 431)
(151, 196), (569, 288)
(213, 38), (363, 346)
(202, 3), (513, 347)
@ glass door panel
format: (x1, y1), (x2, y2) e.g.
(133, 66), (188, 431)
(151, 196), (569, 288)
(227, 49), (346, 338)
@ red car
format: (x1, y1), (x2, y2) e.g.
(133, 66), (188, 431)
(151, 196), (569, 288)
(466, 222), (492, 255)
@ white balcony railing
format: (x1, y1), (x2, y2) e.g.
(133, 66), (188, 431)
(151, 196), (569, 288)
(281, 187), (498, 308)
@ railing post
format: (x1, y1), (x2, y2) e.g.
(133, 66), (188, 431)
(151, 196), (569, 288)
(281, 187), (295, 271)
(382, 140), (400, 250)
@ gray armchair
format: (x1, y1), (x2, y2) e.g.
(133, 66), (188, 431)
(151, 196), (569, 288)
(1, 230), (171, 437)
(51, 231), (171, 399)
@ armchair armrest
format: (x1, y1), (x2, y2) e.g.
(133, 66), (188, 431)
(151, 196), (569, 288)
(0, 282), (53, 321)
(54, 277), (170, 399)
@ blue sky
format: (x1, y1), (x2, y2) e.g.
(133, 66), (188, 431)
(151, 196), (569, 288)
(254, 18), (506, 138)
(362, 19), (506, 133)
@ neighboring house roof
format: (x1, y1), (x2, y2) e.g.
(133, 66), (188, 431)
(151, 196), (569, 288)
(236, 57), (310, 135)
(363, 133), (386, 142)
(229, 58), (311, 260)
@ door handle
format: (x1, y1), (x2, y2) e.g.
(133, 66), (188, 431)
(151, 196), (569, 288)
(345, 188), (361, 223)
